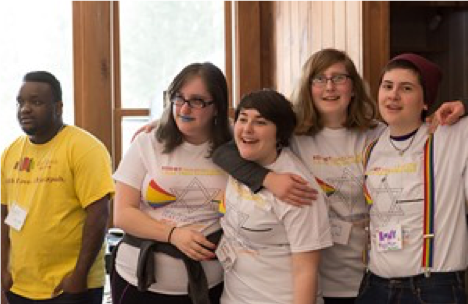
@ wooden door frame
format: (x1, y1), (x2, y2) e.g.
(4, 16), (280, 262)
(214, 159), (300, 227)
(362, 1), (390, 100)
(73, 2), (113, 154)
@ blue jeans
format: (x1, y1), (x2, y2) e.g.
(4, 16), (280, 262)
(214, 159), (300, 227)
(5, 288), (103, 304)
(356, 271), (466, 304)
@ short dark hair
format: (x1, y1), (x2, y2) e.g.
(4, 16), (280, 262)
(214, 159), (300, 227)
(23, 71), (62, 102)
(384, 53), (442, 108)
(235, 89), (297, 148)
(380, 59), (424, 93)
(156, 62), (232, 156)
(380, 59), (429, 119)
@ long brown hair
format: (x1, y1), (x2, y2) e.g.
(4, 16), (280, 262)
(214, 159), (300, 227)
(156, 62), (232, 156)
(292, 48), (377, 135)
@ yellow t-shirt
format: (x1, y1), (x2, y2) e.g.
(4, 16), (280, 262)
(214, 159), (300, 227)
(1, 125), (115, 299)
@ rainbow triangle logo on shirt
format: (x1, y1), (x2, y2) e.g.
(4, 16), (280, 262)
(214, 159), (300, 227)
(315, 177), (336, 197)
(213, 195), (226, 216)
(145, 180), (176, 208)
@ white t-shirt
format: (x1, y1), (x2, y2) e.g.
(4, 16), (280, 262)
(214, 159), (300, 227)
(220, 148), (333, 304)
(365, 120), (468, 278)
(291, 124), (384, 297)
(113, 130), (227, 294)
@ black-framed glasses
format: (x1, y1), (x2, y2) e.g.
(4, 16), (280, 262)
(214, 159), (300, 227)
(170, 93), (214, 109)
(310, 74), (351, 87)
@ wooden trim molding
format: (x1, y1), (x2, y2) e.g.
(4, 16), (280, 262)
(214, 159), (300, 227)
(362, 1), (390, 100)
(260, 1), (276, 90)
(114, 108), (150, 117)
(224, 1), (234, 110)
(73, 1), (113, 153)
(234, 1), (262, 105)
(112, 2), (122, 168)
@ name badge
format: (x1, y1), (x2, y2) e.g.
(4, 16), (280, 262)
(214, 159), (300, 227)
(376, 224), (403, 252)
(5, 203), (28, 231)
(330, 218), (352, 245)
(215, 237), (237, 272)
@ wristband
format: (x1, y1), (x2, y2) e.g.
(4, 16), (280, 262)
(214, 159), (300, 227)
(167, 226), (177, 243)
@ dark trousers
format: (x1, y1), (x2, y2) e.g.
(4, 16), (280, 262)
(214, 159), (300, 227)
(111, 269), (223, 304)
(5, 288), (103, 304)
(356, 271), (466, 304)
(324, 297), (356, 304)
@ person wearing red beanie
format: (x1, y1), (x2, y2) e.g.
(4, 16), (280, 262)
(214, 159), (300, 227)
(356, 54), (467, 304)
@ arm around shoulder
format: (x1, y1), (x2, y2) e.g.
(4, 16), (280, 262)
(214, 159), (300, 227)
(212, 140), (269, 193)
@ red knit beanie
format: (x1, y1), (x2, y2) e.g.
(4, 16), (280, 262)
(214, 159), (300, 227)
(390, 53), (442, 107)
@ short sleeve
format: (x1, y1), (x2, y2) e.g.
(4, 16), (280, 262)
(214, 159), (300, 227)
(73, 141), (115, 208)
(271, 159), (333, 252)
(112, 134), (148, 191)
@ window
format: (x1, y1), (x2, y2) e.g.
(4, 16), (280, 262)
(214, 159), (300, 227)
(116, 1), (226, 161)
(0, 1), (73, 152)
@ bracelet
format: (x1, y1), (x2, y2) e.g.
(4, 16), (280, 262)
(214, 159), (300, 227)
(167, 226), (177, 244)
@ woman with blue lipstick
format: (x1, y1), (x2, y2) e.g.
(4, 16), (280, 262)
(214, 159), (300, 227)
(111, 62), (231, 304)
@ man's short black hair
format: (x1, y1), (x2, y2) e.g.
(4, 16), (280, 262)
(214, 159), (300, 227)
(23, 71), (62, 102)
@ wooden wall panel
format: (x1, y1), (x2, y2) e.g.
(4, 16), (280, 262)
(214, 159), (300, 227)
(272, 1), (364, 98)
(363, 2), (390, 99)
(73, 1), (113, 153)
(290, 1), (301, 90)
(346, 2), (362, 72)
(299, 1), (311, 66)
(275, 1), (284, 97)
(321, 3), (335, 48)
(311, 2), (323, 53)
(235, 2), (262, 104)
(281, 2), (292, 96)
(225, 2), (233, 106)
(260, 1), (275, 90)
(334, 2), (347, 51)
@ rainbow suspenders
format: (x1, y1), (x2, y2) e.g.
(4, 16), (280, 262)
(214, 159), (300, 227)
(362, 139), (378, 265)
(362, 134), (435, 276)
(422, 134), (435, 276)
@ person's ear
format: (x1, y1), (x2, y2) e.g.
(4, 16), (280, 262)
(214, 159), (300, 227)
(56, 101), (63, 117)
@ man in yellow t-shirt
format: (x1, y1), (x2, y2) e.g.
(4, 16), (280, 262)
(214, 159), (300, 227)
(1, 71), (115, 304)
